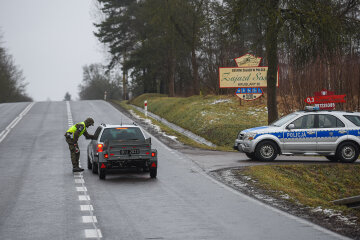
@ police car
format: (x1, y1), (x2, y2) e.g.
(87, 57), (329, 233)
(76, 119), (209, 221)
(234, 107), (360, 162)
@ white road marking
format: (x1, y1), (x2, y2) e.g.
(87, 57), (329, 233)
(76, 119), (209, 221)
(0, 103), (35, 143)
(76, 187), (87, 192)
(67, 101), (102, 240)
(81, 205), (94, 211)
(85, 229), (102, 238)
(79, 195), (91, 201)
(82, 216), (98, 223)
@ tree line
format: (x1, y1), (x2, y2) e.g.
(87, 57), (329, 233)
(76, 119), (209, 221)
(0, 35), (32, 103)
(90, 0), (359, 122)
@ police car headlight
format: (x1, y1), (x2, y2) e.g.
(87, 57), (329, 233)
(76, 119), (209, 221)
(244, 132), (257, 141)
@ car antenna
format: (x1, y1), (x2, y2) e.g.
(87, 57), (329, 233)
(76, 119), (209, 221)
(121, 117), (123, 126)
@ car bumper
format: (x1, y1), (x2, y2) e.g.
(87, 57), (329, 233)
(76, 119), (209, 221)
(234, 139), (255, 153)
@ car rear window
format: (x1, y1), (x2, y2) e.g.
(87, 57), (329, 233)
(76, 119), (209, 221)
(344, 115), (360, 127)
(100, 127), (145, 142)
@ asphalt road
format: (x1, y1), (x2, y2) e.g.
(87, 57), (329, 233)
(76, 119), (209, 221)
(0, 100), (349, 240)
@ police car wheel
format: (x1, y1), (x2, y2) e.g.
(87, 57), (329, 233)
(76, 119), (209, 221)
(245, 152), (256, 160)
(337, 142), (359, 163)
(325, 156), (338, 162)
(255, 141), (278, 161)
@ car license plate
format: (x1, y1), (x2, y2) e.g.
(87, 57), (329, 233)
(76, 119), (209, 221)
(120, 149), (140, 155)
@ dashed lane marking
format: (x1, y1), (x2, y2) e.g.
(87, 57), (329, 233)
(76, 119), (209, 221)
(85, 229), (103, 238)
(76, 187), (88, 192)
(75, 179), (85, 184)
(82, 216), (98, 223)
(66, 101), (102, 239)
(81, 205), (94, 211)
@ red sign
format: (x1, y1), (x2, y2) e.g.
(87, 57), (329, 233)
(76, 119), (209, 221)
(305, 95), (346, 104)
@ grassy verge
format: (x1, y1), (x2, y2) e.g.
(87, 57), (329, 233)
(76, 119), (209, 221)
(127, 93), (268, 149)
(112, 100), (227, 150)
(237, 164), (360, 221)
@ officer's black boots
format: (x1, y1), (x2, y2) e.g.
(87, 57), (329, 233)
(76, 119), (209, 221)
(73, 167), (84, 172)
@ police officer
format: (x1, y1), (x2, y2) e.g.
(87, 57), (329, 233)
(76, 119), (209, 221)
(65, 117), (96, 172)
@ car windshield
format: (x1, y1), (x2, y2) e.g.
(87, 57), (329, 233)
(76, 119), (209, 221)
(344, 115), (360, 127)
(100, 127), (145, 142)
(270, 113), (299, 127)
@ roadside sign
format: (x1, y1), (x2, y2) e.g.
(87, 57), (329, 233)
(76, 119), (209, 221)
(304, 89), (346, 110)
(219, 67), (279, 88)
(305, 95), (346, 105)
(234, 53), (262, 67)
(235, 88), (263, 101)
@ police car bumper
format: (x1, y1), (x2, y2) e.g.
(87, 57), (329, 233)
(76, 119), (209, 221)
(234, 139), (255, 153)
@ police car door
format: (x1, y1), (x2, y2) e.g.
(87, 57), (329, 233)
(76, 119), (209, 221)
(317, 114), (347, 153)
(283, 114), (316, 153)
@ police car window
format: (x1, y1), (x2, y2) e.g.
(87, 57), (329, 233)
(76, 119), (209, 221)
(291, 115), (315, 129)
(344, 115), (360, 127)
(100, 127), (145, 142)
(318, 115), (344, 128)
(270, 113), (298, 127)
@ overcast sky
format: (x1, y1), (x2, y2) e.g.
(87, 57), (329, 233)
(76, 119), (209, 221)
(0, 0), (104, 101)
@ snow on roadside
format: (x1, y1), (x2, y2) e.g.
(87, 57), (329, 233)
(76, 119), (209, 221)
(210, 99), (231, 105)
(129, 110), (178, 141)
(311, 207), (357, 226)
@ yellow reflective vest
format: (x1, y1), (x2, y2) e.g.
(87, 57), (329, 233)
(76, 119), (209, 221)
(66, 122), (86, 138)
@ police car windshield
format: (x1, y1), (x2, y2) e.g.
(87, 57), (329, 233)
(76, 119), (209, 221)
(270, 113), (299, 127)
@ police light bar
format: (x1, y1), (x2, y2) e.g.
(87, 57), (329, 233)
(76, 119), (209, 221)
(305, 106), (320, 111)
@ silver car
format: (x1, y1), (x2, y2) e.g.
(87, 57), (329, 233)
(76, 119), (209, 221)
(234, 107), (360, 162)
(87, 123), (158, 179)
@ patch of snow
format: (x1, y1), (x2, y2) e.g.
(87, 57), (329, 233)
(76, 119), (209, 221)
(129, 110), (178, 141)
(210, 99), (231, 105)
(280, 194), (291, 200)
(311, 206), (357, 226)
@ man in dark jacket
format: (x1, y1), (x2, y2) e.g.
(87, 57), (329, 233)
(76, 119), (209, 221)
(65, 118), (96, 172)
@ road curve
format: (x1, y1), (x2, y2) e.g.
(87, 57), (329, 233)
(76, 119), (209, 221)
(0, 100), (348, 240)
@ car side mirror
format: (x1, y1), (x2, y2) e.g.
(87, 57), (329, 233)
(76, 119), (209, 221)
(287, 124), (295, 130)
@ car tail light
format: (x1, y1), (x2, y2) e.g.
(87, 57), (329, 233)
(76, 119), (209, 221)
(97, 144), (103, 152)
(151, 152), (156, 157)
(146, 152), (150, 155)
(151, 162), (157, 168)
(104, 153), (108, 159)
(101, 163), (106, 168)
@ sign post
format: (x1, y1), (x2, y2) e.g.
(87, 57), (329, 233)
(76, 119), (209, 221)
(144, 100), (148, 117)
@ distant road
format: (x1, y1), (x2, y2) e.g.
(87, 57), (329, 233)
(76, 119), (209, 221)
(0, 100), (348, 239)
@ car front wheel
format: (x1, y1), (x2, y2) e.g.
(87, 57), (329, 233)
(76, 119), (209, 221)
(245, 152), (256, 160)
(336, 142), (359, 163)
(254, 141), (278, 161)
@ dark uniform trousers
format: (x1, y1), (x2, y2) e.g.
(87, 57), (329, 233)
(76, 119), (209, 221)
(65, 136), (80, 168)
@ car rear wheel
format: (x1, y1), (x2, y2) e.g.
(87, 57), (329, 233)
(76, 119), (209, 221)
(325, 156), (338, 162)
(87, 155), (92, 169)
(336, 142), (359, 163)
(92, 161), (98, 174)
(150, 168), (157, 178)
(254, 141), (278, 161)
(99, 168), (106, 180)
